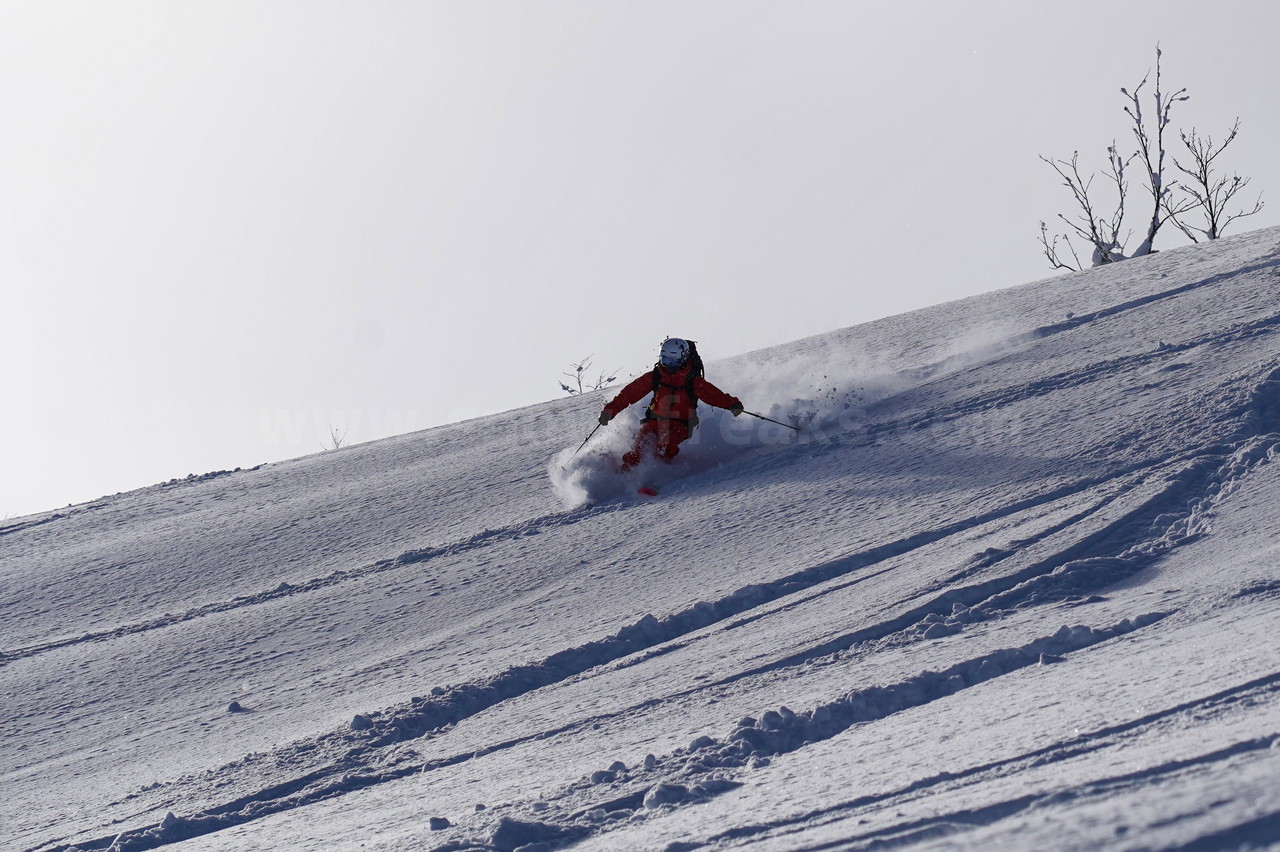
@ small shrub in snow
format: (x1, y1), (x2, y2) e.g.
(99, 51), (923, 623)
(323, 425), (348, 451)
(559, 356), (618, 396)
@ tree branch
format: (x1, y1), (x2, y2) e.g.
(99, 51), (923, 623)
(1168, 120), (1265, 240)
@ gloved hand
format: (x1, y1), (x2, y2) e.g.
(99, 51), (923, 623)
(599, 410), (613, 426)
(729, 402), (744, 417)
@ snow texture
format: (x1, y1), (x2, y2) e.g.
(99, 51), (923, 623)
(6, 227), (1280, 851)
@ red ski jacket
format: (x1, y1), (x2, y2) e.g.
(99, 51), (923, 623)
(602, 364), (741, 424)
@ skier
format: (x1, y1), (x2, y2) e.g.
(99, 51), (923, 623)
(598, 338), (743, 472)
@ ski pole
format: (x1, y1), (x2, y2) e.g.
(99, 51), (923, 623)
(743, 410), (801, 431)
(571, 423), (602, 457)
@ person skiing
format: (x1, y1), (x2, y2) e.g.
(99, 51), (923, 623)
(598, 338), (743, 471)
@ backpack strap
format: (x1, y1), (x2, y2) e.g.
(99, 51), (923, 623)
(650, 366), (699, 398)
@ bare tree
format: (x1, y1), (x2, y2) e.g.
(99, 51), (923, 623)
(1121, 46), (1197, 257)
(1167, 120), (1265, 242)
(1038, 146), (1133, 271)
(560, 357), (618, 396)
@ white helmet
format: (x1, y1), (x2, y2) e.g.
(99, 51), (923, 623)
(659, 337), (690, 369)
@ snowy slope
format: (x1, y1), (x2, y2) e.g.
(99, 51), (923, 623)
(5, 227), (1280, 852)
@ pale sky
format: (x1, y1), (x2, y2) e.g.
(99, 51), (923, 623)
(3, 0), (1277, 518)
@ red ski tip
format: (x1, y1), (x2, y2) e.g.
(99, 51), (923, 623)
(637, 486), (659, 497)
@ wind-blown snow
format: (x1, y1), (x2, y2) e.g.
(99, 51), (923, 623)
(6, 227), (1280, 852)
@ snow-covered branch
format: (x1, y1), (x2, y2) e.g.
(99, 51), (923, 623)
(1120, 46), (1192, 257)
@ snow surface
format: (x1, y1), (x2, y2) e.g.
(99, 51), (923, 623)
(6, 227), (1280, 852)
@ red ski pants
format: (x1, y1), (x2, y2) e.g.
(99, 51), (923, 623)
(621, 418), (692, 471)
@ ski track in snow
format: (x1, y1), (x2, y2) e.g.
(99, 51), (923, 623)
(15, 231), (1280, 852)
(39, 363), (1280, 849)
(711, 708), (1280, 851)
